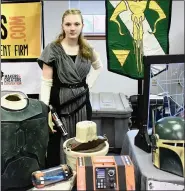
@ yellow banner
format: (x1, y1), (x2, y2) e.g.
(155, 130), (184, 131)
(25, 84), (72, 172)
(1, 2), (42, 59)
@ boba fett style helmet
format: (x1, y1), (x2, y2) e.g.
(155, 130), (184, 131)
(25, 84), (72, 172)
(151, 116), (184, 177)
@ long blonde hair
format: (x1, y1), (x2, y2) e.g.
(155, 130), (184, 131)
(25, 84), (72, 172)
(55, 9), (93, 60)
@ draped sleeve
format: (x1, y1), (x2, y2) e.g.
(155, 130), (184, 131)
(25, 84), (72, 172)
(37, 43), (56, 69)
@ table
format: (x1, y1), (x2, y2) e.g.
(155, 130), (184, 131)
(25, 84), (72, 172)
(121, 130), (184, 190)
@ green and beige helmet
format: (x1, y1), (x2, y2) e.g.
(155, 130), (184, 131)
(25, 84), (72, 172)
(151, 116), (184, 177)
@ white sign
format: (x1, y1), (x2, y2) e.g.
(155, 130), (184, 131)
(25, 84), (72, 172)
(1, 62), (42, 94)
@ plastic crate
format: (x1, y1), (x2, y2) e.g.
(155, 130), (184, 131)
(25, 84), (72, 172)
(90, 92), (133, 151)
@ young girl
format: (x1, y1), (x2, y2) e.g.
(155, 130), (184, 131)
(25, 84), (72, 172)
(38, 9), (103, 167)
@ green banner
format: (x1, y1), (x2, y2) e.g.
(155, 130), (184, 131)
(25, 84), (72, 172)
(106, 0), (172, 79)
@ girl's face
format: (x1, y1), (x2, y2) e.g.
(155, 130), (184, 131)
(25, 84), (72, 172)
(62, 14), (83, 40)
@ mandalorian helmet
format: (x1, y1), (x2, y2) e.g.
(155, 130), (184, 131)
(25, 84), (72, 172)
(151, 116), (184, 177)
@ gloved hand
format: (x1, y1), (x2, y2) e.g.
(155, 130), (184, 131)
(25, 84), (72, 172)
(48, 111), (57, 133)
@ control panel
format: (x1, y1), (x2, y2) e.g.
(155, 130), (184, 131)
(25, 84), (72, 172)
(95, 168), (117, 190)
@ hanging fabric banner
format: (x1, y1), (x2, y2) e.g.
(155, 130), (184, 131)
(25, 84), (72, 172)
(106, 0), (172, 79)
(1, 1), (42, 61)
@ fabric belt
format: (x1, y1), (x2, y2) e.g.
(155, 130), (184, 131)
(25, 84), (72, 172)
(60, 81), (85, 88)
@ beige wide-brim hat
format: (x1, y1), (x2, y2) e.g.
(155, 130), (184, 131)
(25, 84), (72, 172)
(75, 121), (98, 143)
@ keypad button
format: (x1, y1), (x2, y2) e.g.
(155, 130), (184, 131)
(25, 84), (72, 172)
(110, 183), (114, 188)
(109, 177), (114, 182)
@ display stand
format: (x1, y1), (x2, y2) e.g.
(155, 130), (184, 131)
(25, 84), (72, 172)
(135, 59), (151, 153)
